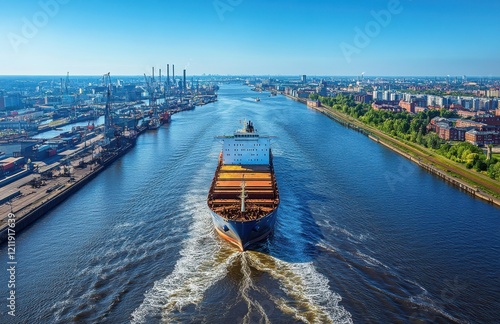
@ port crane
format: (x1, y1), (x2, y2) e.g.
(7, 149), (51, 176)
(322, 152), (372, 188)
(103, 72), (114, 138)
(144, 72), (160, 129)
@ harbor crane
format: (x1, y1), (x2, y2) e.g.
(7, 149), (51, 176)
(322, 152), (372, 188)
(65, 72), (70, 95)
(103, 72), (114, 138)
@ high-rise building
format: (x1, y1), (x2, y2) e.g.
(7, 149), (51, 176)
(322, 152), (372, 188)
(472, 98), (480, 111)
(301, 75), (306, 83)
(461, 98), (473, 110)
(487, 89), (499, 98)
(0, 91), (4, 110)
(403, 93), (414, 102)
(383, 90), (392, 101)
(372, 90), (380, 101)
(3, 93), (22, 109)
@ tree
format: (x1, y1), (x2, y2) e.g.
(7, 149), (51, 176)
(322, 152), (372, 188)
(416, 131), (424, 145)
(426, 133), (442, 149)
(309, 93), (319, 100)
(474, 159), (487, 172)
(488, 162), (500, 180)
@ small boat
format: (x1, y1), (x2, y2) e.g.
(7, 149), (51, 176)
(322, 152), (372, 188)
(255, 97), (260, 102)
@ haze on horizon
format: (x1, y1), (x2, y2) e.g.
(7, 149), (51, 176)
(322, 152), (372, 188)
(0, 0), (499, 77)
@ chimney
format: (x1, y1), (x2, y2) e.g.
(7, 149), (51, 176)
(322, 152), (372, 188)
(183, 69), (186, 91)
(166, 64), (170, 86)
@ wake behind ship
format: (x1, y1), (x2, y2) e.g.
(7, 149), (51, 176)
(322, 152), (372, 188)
(207, 120), (279, 251)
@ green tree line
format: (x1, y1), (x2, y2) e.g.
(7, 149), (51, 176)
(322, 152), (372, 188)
(311, 93), (500, 180)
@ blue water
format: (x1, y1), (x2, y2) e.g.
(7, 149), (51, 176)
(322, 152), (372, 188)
(32, 116), (105, 139)
(1, 85), (499, 323)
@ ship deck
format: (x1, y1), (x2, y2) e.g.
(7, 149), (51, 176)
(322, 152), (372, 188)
(207, 163), (279, 221)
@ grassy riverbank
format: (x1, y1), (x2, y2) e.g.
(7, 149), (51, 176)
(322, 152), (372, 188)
(285, 94), (500, 206)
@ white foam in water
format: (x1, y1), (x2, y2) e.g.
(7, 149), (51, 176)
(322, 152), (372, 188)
(238, 254), (272, 323)
(354, 250), (389, 269)
(131, 186), (238, 323)
(248, 253), (353, 324)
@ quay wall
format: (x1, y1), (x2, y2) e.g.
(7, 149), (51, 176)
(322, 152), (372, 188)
(369, 135), (500, 207)
(0, 143), (133, 243)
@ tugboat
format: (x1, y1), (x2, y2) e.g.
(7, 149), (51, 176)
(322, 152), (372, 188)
(207, 121), (279, 251)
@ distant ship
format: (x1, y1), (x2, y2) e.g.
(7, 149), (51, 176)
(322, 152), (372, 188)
(160, 111), (171, 124)
(148, 117), (161, 130)
(255, 97), (260, 102)
(207, 120), (279, 251)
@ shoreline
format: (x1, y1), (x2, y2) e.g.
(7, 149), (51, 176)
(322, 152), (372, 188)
(0, 141), (134, 243)
(283, 93), (500, 208)
(0, 99), (216, 244)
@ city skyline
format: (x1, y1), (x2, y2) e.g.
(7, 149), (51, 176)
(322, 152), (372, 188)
(1, 0), (499, 76)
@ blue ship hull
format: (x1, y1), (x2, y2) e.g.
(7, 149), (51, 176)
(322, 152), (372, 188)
(209, 209), (277, 251)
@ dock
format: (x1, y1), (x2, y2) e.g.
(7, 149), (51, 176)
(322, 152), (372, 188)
(0, 140), (134, 243)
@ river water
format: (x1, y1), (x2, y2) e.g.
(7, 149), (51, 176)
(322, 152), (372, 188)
(1, 85), (499, 323)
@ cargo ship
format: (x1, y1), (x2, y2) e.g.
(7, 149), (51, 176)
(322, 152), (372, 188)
(207, 120), (279, 251)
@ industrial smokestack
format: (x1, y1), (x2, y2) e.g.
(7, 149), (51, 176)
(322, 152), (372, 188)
(152, 67), (155, 82)
(166, 64), (170, 86)
(172, 65), (175, 87)
(159, 69), (162, 83)
(183, 69), (186, 91)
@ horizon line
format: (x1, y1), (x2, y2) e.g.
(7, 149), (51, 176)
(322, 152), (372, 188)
(0, 74), (499, 78)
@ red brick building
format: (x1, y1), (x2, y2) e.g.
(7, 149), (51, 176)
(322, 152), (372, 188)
(465, 130), (500, 146)
(436, 124), (467, 141)
(372, 102), (403, 112)
(399, 100), (415, 113)
(455, 119), (488, 130)
(455, 109), (478, 118)
(474, 115), (500, 130)
(428, 117), (468, 141)
(306, 100), (320, 108)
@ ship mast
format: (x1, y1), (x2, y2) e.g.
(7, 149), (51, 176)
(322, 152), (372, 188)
(240, 175), (248, 212)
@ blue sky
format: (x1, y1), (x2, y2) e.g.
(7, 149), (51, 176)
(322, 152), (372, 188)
(0, 0), (499, 76)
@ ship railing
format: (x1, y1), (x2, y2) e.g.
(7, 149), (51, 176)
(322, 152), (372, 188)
(207, 156), (224, 206)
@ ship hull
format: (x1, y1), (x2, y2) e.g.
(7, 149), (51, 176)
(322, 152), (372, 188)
(209, 208), (277, 251)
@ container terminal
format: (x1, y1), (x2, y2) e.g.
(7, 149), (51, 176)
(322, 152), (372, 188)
(0, 68), (218, 242)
